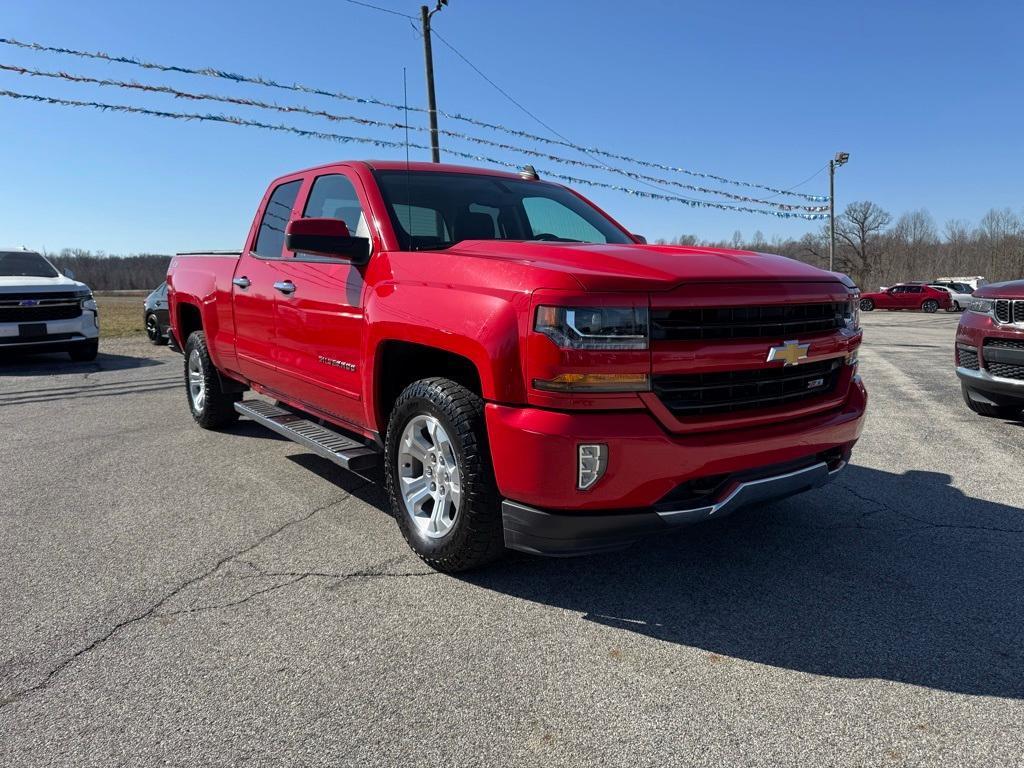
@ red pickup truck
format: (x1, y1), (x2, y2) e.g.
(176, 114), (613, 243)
(167, 160), (867, 571)
(956, 280), (1024, 418)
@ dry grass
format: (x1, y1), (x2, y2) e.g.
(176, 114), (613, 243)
(95, 291), (149, 339)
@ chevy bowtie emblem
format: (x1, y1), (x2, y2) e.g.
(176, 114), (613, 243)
(767, 340), (810, 366)
(19, 299), (41, 307)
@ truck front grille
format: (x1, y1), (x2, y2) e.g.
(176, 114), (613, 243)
(651, 302), (845, 342)
(652, 358), (843, 417)
(984, 338), (1024, 380)
(994, 300), (1024, 324)
(0, 294), (83, 323)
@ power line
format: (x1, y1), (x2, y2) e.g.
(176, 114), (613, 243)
(0, 62), (827, 212)
(0, 36), (828, 202)
(337, 0), (415, 19)
(0, 87), (829, 220)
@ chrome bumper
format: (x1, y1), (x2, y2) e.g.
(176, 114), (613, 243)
(502, 460), (845, 557)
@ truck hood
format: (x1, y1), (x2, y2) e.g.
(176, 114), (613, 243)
(0, 274), (89, 294)
(975, 280), (1024, 300)
(444, 240), (841, 292)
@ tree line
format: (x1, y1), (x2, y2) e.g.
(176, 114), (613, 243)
(44, 249), (171, 291)
(657, 204), (1024, 290)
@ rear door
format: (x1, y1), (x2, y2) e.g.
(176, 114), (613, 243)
(233, 178), (302, 389)
(271, 170), (372, 429)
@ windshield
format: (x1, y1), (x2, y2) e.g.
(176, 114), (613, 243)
(374, 170), (633, 250)
(0, 251), (59, 278)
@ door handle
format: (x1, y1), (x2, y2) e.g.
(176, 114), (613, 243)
(273, 280), (296, 295)
(232, 276), (251, 289)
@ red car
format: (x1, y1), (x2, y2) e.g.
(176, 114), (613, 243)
(859, 283), (952, 313)
(167, 160), (867, 571)
(956, 280), (1024, 418)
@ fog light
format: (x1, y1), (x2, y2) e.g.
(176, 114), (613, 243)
(578, 444), (607, 490)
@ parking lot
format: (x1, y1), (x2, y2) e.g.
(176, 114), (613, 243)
(1, 311), (1021, 766)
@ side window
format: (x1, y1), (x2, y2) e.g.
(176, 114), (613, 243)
(303, 174), (368, 238)
(909, 286), (923, 293)
(522, 197), (607, 243)
(254, 180), (302, 258)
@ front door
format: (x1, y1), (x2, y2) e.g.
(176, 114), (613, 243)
(271, 172), (371, 430)
(233, 178), (302, 391)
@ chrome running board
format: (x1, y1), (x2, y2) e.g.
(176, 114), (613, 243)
(234, 400), (379, 472)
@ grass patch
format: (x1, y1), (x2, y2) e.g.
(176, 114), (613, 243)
(96, 291), (148, 339)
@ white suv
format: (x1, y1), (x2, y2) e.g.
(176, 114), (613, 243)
(0, 249), (99, 361)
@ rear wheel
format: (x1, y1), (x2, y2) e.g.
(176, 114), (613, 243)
(860, 298), (875, 311)
(184, 331), (240, 429)
(385, 377), (504, 572)
(921, 299), (939, 313)
(68, 339), (99, 362)
(961, 382), (1022, 419)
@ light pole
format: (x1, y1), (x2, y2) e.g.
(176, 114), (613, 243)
(420, 1), (447, 163)
(828, 151), (849, 272)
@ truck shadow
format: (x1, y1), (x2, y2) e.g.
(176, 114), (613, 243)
(467, 465), (1024, 700)
(287, 456), (1024, 699)
(0, 350), (161, 376)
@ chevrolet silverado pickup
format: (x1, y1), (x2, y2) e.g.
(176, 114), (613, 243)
(0, 248), (99, 361)
(167, 161), (867, 571)
(956, 280), (1024, 418)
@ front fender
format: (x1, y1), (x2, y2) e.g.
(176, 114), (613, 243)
(364, 282), (531, 411)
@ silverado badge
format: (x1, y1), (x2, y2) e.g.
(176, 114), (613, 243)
(767, 340), (810, 366)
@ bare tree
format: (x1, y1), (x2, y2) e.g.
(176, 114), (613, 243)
(835, 201), (892, 287)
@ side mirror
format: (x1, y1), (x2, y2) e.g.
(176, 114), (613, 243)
(285, 218), (370, 264)
(63, 268), (75, 280)
(632, 233), (647, 244)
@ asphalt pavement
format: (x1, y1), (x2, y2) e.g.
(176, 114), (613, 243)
(1, 311), (1022, 767)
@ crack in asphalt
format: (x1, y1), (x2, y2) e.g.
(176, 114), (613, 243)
(0, 491), (368, 711)
(836, 481), (1024, 535)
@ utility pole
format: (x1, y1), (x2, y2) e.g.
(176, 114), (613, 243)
(421, 1), (447, 163)
(829, 151), (850, 272)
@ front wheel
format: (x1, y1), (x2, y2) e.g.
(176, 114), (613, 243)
(921, 299), (939, 313)
(184, 331), (240, 429)
(68, 339), (99, 362)
(860, 298), (875, 311)
(145, 313), (167, 345)
(385, 377), (505, 572)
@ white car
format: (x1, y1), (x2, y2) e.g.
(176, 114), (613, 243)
(928, 282), (974, 312)
(0, 248), (99, 361)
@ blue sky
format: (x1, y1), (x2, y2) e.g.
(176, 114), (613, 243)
(1, 0), (1021, 254)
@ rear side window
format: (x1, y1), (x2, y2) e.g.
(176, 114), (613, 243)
(303, 174), (367, 237)
(254, 180), (301, 258)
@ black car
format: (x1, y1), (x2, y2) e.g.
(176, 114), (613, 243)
(143, 282), (170, 345)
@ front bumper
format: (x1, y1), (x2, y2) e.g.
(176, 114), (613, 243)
(955, 311), (1024, 405)
(0, 312), (99, 353)
(503, 459), (845, 556)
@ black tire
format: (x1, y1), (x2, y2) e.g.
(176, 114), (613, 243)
(950, 301), (962, 312)
(860, 298), (875, 311)
(961, 382), (1021, 419)
(68, 339), (99, 362)
(184, 331), (240, 429)
(921, 299), (939, 313)
(385, 377), (504, 572)
(145, 313), (167, 345)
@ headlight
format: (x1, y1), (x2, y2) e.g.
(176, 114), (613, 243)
(535, 305), (648, 350)
(842, 296), (861, 331)
(966, 298), (993, 315)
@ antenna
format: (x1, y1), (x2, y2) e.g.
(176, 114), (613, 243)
(403, 67), (413, 250)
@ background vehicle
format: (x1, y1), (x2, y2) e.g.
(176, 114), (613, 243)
(928, 282), (973, 311)
(956, 280), (1024, 419)
(859, 283), (951, 313)
(144, 282), (170, 345)
(937, 276), (988, 291)
(167, 161), (867, 572)
(0, 248), (99, 361)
